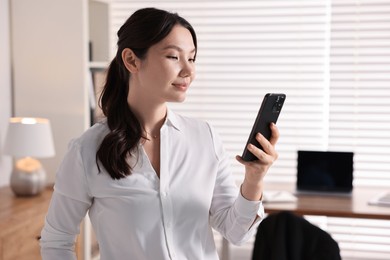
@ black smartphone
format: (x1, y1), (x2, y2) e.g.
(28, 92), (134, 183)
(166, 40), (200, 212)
(241, 93), (286, 161)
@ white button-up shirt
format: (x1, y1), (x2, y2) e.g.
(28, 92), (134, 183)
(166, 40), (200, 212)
(40, 109), (264, 260)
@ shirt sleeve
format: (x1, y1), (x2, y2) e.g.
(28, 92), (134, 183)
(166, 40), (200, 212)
(207, 123), (264, 246)
(40, 139), (93, 259)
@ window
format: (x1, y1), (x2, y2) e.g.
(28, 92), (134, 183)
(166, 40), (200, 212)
(329, 1), (390, 187)
(109, 1), (390, 259)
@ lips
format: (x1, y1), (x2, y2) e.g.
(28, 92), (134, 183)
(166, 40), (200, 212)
(172, 83), (189, 91)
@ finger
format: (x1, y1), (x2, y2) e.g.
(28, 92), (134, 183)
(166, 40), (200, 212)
(236, 155), (246, 165)
(247, 143), (267, 161)
(236, 154), (258, 167)
(236, 155), (253, 166)
(255, 133), (273, 154)
(268, 123), (280, 146)
(255, 132), (278, 159)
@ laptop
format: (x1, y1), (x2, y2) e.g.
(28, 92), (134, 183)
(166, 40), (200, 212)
(296, 150), (354, 196)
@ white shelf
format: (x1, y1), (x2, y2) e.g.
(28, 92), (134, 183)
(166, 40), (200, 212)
(89, 61), (109, 70)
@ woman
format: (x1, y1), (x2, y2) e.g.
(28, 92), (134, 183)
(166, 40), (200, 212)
(40, 7), (279, 260)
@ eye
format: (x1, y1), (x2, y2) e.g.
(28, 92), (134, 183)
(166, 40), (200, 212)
(167, 56), (178, 60)
(189, 58), (196, 63)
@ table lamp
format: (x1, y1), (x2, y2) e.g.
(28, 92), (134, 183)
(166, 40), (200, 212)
(3, 117), (55, 196)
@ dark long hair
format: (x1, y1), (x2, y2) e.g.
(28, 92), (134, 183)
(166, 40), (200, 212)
(96, 8), (197, 179)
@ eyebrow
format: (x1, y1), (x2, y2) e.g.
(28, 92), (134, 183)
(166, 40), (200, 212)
(162, 44), (196, 53)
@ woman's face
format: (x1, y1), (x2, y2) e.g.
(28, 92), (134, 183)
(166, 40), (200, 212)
(133, 25), (196, 104)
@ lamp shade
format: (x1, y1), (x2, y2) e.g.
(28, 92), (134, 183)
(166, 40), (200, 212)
(3, 117), (55, 158)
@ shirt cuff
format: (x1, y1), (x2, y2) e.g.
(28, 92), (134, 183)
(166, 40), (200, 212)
(234, 191), (265, 229)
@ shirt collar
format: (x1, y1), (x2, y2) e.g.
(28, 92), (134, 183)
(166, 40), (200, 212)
(165, 107), (182, 132)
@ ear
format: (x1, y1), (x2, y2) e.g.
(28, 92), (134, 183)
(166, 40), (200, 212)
(122, 48), (139, 73)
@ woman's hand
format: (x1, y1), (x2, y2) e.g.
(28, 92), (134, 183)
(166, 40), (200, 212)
(236, 123), (280, 201)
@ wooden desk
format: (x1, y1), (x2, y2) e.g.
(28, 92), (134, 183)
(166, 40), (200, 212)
(0, 186), (83, 260)
(263, 183), (390, 220)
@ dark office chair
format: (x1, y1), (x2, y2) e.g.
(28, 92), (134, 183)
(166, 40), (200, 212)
(252, 211), (341, 260)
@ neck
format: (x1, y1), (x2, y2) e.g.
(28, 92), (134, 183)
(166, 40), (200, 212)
(129, 102), (167, 137)
(127, 78), (168, 137)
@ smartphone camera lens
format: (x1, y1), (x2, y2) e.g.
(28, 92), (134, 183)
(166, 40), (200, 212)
(273, 97), (284, 113)
(272, 103), (280, 113)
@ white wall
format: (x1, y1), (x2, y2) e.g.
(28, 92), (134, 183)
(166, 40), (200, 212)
(11, 0), (90, 184)
(0, 0), (12, 187)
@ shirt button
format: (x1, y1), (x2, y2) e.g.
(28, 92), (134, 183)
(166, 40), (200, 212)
(161, 191), (168, 197)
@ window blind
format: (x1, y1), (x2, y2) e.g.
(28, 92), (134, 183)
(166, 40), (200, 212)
(111, 0), (330, 184)
(108, 1), (390, 259)
(327, 1), (390, 259)
(329, 0), (390, 188)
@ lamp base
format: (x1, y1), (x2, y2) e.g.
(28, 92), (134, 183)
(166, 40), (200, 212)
(10, 158), (46, 196)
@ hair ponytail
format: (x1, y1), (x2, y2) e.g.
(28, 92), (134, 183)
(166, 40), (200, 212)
(96, 57), (143, 179)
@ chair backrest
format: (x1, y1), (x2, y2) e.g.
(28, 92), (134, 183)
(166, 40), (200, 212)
(252, 211), (341, 260)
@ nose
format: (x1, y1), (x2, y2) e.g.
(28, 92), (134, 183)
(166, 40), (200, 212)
(179, 61), (194, 78)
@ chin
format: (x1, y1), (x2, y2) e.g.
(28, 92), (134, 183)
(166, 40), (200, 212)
(169, 94), (187, 103)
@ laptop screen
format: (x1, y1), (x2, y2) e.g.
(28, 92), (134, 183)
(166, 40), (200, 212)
(297, 150), (354, 193)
